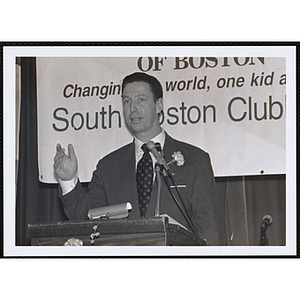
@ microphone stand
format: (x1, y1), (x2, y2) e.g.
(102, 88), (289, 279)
(259, 222), (269, 246)
(154, 164), (162, 217)
(160, 165), (204, 245)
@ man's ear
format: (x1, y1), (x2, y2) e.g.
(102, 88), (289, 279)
(156, 98), (163, 114)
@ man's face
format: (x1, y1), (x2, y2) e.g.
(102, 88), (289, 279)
(122, 81), (162, 141)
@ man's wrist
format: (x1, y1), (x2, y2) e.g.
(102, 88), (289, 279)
(59, 175), (78, 195)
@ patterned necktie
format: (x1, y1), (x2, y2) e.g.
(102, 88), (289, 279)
(136, 144), (154, 217)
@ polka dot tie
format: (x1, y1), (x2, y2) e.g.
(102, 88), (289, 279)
(136, 144), (154, 217)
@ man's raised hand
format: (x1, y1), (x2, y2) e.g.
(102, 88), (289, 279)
(54, 143), (78, 181)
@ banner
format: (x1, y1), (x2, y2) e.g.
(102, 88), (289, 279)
(37, 56), (286, 183)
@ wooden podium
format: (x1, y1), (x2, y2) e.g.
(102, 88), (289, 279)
(28, 216), (206, 246)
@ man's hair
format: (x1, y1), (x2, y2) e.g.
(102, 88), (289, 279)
(121, 72), (163, 102)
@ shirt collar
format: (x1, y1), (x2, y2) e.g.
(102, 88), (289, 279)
(134, 129), (166, 157)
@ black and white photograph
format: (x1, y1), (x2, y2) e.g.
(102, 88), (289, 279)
(3, 45), (296, 257)
(2, 1), (299, 298)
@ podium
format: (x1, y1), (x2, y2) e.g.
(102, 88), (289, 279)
(28, 216), (206, 246)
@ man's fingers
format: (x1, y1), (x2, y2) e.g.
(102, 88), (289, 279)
(56, 143), (65, 156)
(54, 143), (65, 161)
(68, 144), (76, 160)
(54, 159), (60, 171)
(54, 151), (65, 162)
(56, 143), (62, 152)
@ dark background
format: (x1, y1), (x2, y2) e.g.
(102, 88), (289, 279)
(16, 57), (286, 246)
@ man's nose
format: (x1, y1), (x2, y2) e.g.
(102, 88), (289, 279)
(130, 100), (138, 112)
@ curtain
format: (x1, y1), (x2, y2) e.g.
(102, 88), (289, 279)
(217, 175), (286, 246)
(15, 57), (286, 246)
(16, 58), (68, 246)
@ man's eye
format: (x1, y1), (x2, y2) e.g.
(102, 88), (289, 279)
(123, 99), (130, 104)
(138, 98), (145, 102)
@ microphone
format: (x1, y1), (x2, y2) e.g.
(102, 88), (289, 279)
(259, 214), (273, 246)
(155, 142), (162, 152)
(146, 141), (170, 173)
(261, 214), (273, 229)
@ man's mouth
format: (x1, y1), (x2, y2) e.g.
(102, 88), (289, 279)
(130, 117), (142, 124)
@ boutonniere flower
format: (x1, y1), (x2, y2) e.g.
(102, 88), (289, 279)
(168, 151), (185, 166)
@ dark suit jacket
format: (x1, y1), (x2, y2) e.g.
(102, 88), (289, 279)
(61, 133), (222, 245)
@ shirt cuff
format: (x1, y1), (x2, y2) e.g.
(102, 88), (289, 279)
(59, 176), (78, 195)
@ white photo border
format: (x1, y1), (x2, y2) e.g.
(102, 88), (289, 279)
(3, 43), (297, 257)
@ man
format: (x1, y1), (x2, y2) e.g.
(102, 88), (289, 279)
(54, 72), (221, 245)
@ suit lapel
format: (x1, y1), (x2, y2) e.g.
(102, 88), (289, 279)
(162, 133), (177, 166)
